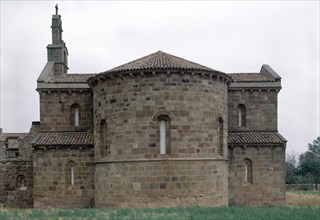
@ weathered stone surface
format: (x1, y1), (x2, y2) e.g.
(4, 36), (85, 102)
(0, 123), (39, 208)
(228, 90), (279, 132)
(33, 148), (94, 208)
(38, 90), (93, 132)
(92, 73), (229, 161)
(95, 159), (228, 208)
(228, 145), (286, 206)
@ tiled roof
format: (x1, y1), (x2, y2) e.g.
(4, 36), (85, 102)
(32, 132), (93, 146)
(102, 51), (222, 74)
(228, 132), (286, 145)
(228, 73), (274, 82)
(46, 74), (96, 84)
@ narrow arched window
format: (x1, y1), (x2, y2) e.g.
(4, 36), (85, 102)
(67, 161), (75, 186)
(160, 120), (166, 154)
(238, 104), (246, 127)
(218, 117), (224, 156)
(244, 158), (253, 183)
(158, 115), (170, 155)
(70, 165), (74, 185)
(74, 107), (79, 127)
(71, 104), (80, 127)
(100, 119), (107, 157)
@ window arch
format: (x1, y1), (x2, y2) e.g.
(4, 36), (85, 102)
(157, 115), (171, 155)
(71, 104), (80, 127)
(238, 104), (246, 127)
(218, 117), (224, 156)
(67, 161), (75, 186)
(100, 119), (107, 157)
(244, 158), (253, 183)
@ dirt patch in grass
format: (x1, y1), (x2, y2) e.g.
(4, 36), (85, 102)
(286, 191), (320, 208)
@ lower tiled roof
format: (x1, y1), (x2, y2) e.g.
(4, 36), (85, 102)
(46, 74), (96, 84)
(228, 132), (286, 145)
(32, 132), (93, 146)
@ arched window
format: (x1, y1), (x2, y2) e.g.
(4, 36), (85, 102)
(71, 104), (80, 127)
(244, 158), (253, 183)
(67, 161), (75, 186)
(158, 115), (170, 155)
(100, 119), (107, 157)
(218, 117), (224, 156)
(16, 175), (27, 190)
(238, 104), (246, 127)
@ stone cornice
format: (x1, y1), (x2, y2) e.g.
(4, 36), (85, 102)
(88, 70), (231, 88)
(228, 81), (281, 91)
(37, 82), (91, 91)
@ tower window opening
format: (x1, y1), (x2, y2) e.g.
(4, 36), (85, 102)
(71, 104), (80, 127)
(238, 104), (246, 127)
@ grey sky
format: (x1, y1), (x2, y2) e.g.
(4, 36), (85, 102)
(0, 1), (319, 154)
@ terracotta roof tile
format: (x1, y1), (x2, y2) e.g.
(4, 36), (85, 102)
(103, 51), (223, 74)
(32, 132), (93, 146)
(228, 132), (286, 145)
(228, 73), (274, 82)
(46, 74), (96, 84)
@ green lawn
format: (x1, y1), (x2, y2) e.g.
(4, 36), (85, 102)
(1, 206), (320, 220)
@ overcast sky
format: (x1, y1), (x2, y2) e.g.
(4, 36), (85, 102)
(0, 1), (319, 154)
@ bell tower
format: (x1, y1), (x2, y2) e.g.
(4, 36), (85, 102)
(46, 4), (68, 75)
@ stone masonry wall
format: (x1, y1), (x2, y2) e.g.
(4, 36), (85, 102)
(92, 72), (229, 161)
(33, 148), (94, 208)
(95, 159), (228, 208)
(92, 72), (229, 208)
(0, 161), (33, 208)
(228, 90), (278, 132)
(228, 145), (286, 205)
(39, 90), (93, 132)
(0, 123), (39, 208)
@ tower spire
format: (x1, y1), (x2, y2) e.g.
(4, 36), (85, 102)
(46, 5), (69, 75)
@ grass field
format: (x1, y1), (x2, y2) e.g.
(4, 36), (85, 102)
(1, 191), (319, 220)
(286, 190), (320, 208)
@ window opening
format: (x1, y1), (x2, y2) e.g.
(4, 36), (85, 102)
(100, 119), (107, 156)
(17, 175), (27, 190)
(71, 104), (80, 127)
(244, 158), (253, 183)
(67, 161), (75, 187)
(238, 104), (246, 127)
(70, 165), (74, 185)
(157, 115), (170, 155)
(160, 120), (166, 154)
(74, 107), (79, 127)
(218, 117), (224, 156)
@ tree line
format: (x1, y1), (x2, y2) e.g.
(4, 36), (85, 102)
(286, 136), (320, 190)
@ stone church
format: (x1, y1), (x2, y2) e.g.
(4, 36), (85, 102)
(0, 10), (287, 208)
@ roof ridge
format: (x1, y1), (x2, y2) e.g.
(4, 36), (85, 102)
(101, 50), (222, 74)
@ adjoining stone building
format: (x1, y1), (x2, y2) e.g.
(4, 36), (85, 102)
(0, 10), (287, 208)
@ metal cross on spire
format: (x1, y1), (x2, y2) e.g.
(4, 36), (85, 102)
(55, 4), (58, 15)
